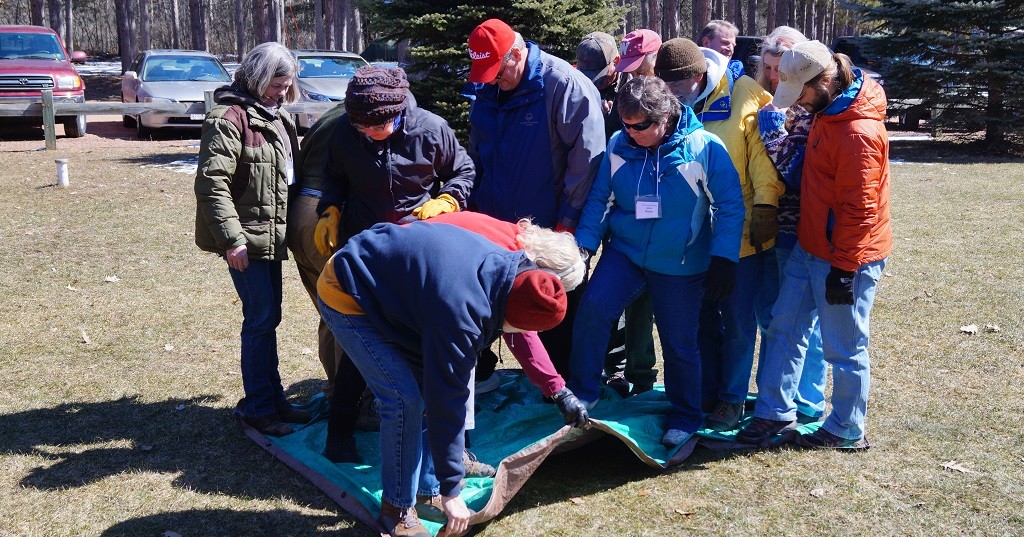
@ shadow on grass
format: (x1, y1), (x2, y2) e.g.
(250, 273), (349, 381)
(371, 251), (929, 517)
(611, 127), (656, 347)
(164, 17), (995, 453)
(97, 508), (375, 537)
(0, 393), (335, 509)
(117, 149), (200, 168)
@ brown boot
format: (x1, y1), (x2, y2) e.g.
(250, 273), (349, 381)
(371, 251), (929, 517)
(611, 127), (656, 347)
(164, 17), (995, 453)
(414, 494), (446, 523)
(242, 412), (293, 437)
(275, 401), (311, 424)
(378, 501), (430, 537)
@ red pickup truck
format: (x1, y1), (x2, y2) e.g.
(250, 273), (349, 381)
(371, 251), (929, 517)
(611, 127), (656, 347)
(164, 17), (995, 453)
(0, 25), (88, 137)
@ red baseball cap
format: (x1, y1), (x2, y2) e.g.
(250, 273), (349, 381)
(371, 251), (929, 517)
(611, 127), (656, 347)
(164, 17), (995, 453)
(616, 29), (662, 73)
(468, 18), (516, 83)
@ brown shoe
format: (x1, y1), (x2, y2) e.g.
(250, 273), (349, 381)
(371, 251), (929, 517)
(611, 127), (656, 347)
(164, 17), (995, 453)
(275, 401), (311, 424)
(379, 500), (430, 537)
(414, 494), (446, 523)
(242, 412), (293, 437)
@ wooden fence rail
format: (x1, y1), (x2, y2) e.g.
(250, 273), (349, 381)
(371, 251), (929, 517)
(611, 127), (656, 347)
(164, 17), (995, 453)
(0, 90), (342, 150)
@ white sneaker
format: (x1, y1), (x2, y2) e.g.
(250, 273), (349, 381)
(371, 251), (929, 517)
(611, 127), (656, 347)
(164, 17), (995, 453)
(662, 428), (690, 447)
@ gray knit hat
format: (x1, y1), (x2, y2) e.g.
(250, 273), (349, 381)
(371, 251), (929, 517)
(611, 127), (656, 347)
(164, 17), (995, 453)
(345, 65), (409, 125)
(655, 38), (707, 82)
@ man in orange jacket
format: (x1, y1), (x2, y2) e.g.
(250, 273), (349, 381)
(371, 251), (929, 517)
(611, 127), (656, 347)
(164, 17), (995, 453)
(737, 40), (891, 449)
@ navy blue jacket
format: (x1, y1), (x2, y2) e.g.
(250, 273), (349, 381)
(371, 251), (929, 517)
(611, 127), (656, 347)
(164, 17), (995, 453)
(332, 222), (525, 496)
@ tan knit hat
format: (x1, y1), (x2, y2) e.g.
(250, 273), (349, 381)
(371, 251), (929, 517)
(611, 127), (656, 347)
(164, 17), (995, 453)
(655, 38), (707, 82)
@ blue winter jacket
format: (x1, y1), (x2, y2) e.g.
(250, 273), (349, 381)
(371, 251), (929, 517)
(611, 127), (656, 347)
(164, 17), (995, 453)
(467, 43), (606, 229)
(575, 106), (746, 275)
(331, 222), (524, 497)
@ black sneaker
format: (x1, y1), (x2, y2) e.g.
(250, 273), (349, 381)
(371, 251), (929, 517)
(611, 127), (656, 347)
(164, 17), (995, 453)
(324, 435), (362, 464)
(605, 373), (630, 398)
(705, 401), (745, 432)
(736, 417), (797, 445)
(796, 428), (871, 450)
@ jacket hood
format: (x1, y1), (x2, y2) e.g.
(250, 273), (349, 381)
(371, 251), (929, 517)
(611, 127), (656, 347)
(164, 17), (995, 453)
(695, 48), (729, 105)
(818, 70), (886, 125)
(214, 83), (278, 119)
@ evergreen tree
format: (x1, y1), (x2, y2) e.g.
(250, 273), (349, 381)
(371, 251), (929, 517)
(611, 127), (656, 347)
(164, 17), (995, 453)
(852, 0), (1024, 151)
(361, 0), (623, 140)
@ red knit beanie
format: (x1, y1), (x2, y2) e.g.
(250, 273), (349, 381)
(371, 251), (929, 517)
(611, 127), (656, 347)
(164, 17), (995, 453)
(505, 270), (567, 332)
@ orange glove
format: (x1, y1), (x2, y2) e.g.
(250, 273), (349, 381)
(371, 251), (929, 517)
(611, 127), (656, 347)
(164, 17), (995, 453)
(314, 206), (341, 256)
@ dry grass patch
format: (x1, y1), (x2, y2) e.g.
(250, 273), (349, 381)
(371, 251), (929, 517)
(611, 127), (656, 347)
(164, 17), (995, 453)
(0, 142), (1022, 536)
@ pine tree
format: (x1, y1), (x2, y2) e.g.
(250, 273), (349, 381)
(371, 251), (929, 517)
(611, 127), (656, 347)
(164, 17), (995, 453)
(853, 0), (1024, 151)
(361, 0), (623, 140)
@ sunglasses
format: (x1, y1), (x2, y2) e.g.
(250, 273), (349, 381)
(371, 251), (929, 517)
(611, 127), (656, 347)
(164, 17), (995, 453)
(622, 118), (655, 131)
(352, 120), (392, 133)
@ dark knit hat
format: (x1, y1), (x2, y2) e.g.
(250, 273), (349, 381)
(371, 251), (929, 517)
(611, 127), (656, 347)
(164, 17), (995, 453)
(345, 65), (410, 125)
(655, 38), (707, 82)
(505, 270), (567, 332)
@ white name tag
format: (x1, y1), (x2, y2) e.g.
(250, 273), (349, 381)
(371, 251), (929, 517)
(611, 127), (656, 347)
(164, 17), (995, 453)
(635, 195), (662, 220)
(286, 159), (295, 186)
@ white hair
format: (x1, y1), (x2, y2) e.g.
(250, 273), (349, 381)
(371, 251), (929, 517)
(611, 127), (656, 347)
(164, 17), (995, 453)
(234, 42), (300, 104)
(515, 219), (585, 291)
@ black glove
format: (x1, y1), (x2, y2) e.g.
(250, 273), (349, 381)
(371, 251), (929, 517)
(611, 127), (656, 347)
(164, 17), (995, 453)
(825, 266), (856, 305)
(703, 256), (736, 302)
(748, 204), (779, 251)
(580, 247), (594, 281)
(552, 387), (589, 429)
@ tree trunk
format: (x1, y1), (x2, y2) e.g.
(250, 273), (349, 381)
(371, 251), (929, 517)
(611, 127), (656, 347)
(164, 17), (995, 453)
(333, 0), (344, 51)
(647, 0), (662, 36)
(170, 0), (181, 49)
(314, 0), (325, 49)
(766, 0), (775, 33)
(664, 0), (680, 38)
(48, 0), (63, 36)
(348, 4), (362, 52)
(63, 0), (72, 51)
(814, 0), (825, 41)
(693, 0), (711, 37)
(324, 0), (335, 49)
(30, 0), (45, 26)
(984, 80), (1006, 150)
(114, 0), (134, 72)
(728, 0), (742, 36)
(254, 1), (269, 43)
(235, 0), (245, 58)
(747, 0), (756, 35)
(139, 0), (151, 51)
(189, 0), (207, 50)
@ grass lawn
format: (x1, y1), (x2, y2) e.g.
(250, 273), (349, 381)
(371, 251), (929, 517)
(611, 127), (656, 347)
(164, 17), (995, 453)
(1, 141), (1022, 536)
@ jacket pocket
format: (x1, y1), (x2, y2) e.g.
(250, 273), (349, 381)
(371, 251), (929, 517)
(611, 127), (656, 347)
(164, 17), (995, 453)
(237, 162), (272, 205)
(240, 220), (271, 258)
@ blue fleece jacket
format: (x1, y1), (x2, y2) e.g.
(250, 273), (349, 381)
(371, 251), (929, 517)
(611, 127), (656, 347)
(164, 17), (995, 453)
(332, 222), (525, 496)
(575, 106), (745, 275)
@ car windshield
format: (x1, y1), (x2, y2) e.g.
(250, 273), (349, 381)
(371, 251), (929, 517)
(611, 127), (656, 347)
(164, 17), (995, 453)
(143, 56), (231, 82)
(0, 32), (66, 61)
(298, 56), (365, 78)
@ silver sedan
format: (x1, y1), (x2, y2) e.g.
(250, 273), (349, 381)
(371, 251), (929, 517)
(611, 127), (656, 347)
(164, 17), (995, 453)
(292, 50), (368, 130)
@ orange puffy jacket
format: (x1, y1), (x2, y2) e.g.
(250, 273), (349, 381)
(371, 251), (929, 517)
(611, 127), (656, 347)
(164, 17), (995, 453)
(798, 75), (892, 272)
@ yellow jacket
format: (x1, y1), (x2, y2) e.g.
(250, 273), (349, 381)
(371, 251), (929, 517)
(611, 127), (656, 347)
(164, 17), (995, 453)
(694, 60), (785, 258)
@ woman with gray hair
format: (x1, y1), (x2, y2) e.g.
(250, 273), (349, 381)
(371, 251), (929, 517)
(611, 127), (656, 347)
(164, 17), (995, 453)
(194, 41), (305, 437)
(755, 25), (808, 93)
(567, 76), (746, 447)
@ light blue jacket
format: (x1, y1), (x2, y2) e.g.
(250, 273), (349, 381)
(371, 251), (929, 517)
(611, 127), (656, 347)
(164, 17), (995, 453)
(575, 106), (745, 276)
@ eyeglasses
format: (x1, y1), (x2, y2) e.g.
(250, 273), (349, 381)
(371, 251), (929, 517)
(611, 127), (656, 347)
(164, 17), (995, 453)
(352, 121), (391, 133)
(622, 118), (655, 131)
(491, 48), (516, 84)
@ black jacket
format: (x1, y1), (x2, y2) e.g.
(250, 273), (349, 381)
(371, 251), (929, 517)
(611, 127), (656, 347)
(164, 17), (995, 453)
(317, 102), (475, 243)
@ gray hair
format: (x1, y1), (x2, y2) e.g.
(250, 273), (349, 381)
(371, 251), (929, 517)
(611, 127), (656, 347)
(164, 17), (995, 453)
(234, 42), (300, 104)
(697, 20), (739, 47)
(756, 26), (808, 91)
(503, 32), (526, 62)
(516, 219), (585, 291)
(617, 75), (681, 125)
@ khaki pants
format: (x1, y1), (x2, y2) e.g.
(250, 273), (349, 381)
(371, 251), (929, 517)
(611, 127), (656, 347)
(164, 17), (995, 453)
(287, 194), (344, 396)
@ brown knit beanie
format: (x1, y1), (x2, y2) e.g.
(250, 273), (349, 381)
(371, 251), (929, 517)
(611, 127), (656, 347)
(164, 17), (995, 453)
(345, 65), (410, 125)
(505, 270), (567, 332)
(655, 38), (707, 82)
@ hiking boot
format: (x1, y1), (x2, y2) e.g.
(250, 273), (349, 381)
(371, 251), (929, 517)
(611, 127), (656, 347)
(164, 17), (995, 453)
(324, 435), (362, 464)
(463, 449), (496, 478)
(629, 383), (654, 396)
(355, 391), (381, 432)
(735, 417), (798, 446)
(275, 401), (311, 424)
(414, 494), (446, 524)
(796, 428), (871, 450)
(661, 428), (691, 447)
(605, 373), (630, 398)
(378, 500), (430, 537)
(705, 401), (745, 432)
(242, 412), (293, 437)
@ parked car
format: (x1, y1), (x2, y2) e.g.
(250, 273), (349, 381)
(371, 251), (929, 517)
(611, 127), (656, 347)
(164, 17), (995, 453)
(733, 35), (764, 77)
(831, 36), (884, 86)
(0, 25), (88, 137)
(291, 49), (368, 130)
(121, 49), (231, 138)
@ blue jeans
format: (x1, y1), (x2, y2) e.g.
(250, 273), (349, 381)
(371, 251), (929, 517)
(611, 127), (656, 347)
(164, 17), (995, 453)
(754, 244), (886, 440)
(228, 259), (285, 418)
(567, 247), (705, 433)
(699, 248), (779, 405)
(775, 246), (826, 418)
(319, 302), (440, 508)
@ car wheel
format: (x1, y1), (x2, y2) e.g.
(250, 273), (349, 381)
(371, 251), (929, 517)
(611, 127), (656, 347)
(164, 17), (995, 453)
(136, 116), (153, 139)
(63, 115), (87, 138)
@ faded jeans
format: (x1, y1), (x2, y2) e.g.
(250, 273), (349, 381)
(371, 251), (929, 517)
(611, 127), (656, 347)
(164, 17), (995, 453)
(775, 245), (826, 418)
(228, 259), (285, 418)
(754, 244), (886, 440)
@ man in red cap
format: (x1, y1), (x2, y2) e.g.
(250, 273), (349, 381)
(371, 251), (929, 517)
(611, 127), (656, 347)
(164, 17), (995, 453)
(317, 221), (580, 537)
(464, 18), (606, 375)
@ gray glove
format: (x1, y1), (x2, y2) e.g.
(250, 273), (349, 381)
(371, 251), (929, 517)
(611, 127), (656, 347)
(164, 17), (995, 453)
(553, 387), (590, 429)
